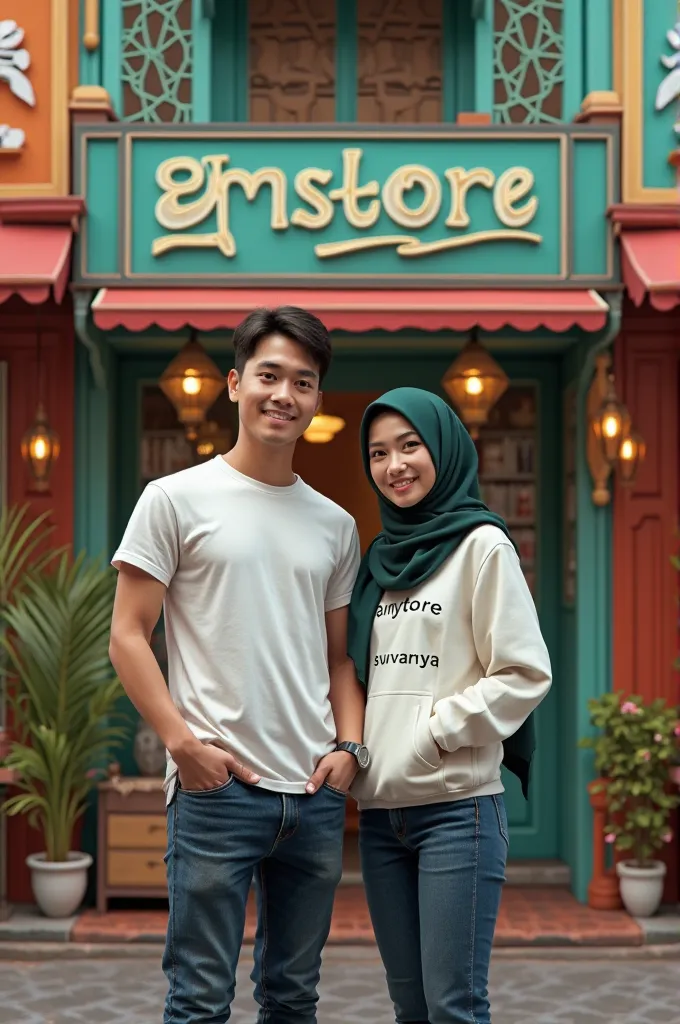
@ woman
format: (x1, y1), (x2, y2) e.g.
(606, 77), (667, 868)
(348, 387), (551, 1024)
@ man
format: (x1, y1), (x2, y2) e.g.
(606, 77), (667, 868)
(109, 307), (368, 1024)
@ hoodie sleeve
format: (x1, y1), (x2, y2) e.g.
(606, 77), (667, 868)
(428, 542), (552, 752)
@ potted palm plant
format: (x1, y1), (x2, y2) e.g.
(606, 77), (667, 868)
(1, 552), (127, 918)
(581, 692), (680, 918)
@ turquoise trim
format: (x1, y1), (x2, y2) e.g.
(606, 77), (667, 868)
(643, 0), (678, 190)
(583, 0), (612, 94)
(211, 0), (248, 121)
(101, 0), (123, 117)
(335, 0), (357, 122)
(191, 2), (212, 121)
(444, 0), (474, 121)
(73, 342), (115, 563)
(474, 0), (494, 117)
(562, 0), (584, 121)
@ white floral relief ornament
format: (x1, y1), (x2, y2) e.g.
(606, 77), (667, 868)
(0, 21), (34, 152)
(655, 20), (680, 136)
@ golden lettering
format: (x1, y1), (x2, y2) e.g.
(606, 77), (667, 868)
(291, 168), (334, 230)
(493, 167), (538, 228)
(381, 165), (442, 230)
(152, 153), (542, 263)
(444, 167), (496, 229)
(153, 156), (288, 258)
(328, 149), (380, 229)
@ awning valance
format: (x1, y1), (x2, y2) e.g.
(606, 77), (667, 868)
(91, 288), (609, 334)
(621, 230), (680, 312)
(0, 224), (73, 306)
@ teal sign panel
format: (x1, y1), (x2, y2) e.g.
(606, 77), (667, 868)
(73, 125), (619, 288)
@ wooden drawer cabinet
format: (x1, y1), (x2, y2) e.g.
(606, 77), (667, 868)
(97, 780), (168, 912)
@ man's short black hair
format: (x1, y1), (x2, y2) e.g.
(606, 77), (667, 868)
(232, 306), (332, 383)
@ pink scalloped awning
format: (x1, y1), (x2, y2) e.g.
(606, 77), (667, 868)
(91, 287), (610, 333)
(0, 224), (73, 306)
(621, 230), (680, 312)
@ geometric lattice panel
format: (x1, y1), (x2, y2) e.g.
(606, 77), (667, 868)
(121, 0), (193, 123)
(494, 0), (564, 124)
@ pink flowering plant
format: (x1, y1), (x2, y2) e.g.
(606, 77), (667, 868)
(581, 692), (680, 865)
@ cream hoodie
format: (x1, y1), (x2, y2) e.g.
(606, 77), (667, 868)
(351, 525), (552, 810)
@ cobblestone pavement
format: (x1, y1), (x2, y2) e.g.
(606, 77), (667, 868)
(1, 949), (679, 1024)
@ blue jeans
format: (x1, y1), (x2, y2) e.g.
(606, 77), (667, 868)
(163, 777), (346, 1023)
(359, 795), (508, 1024)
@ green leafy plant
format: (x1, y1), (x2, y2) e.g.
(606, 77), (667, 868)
(581, 692), (680, 865)
(1, 552), (128, 862)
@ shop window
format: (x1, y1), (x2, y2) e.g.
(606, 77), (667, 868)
(121, 0), (194, 122)
(249, 0), (336, 122)
(358, 0), (442, 123)
(476, 384), (538, 600)
(493, 0), (564, 124)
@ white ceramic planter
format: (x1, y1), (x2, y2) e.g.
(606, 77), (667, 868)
(616, 859), (666, 918)
(26, 851), (93, 918)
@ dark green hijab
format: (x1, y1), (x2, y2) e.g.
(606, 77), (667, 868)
(347, 387), (536, 800)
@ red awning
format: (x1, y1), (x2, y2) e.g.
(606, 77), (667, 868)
(0, 224), (73, 305)
(91, 287), (609, 333)
(621, 230), (680, 312)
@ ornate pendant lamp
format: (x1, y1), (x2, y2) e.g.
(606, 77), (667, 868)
(159, 332), (226, 440)
(303, 408), (346, 444)
(194, 420), (232, 458)
(441, 332), (509, 438)
(21, 311), (60, 492)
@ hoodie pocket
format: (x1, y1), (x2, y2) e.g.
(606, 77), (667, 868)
(352, 691), (446, 805)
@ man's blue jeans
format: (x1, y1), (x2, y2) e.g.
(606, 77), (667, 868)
(162, 776), (346, 1023)
(359, 795), (508, 1024)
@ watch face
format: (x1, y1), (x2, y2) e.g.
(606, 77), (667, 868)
(357, 745), (370, 769)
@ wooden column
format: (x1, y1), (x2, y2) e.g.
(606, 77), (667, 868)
(613, 297), (680, 902)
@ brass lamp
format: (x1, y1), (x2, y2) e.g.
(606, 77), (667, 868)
(194, 420), (232, 458)
(617, 429), (646, 485)
(21, 402), (60, 492)
(441, 334), (508, 438)
(593, 374), (630, 464)
(303, 409), (346, 444)
(159, 333), (226, 440)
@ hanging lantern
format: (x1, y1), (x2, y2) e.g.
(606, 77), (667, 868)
(593, 375), (630, 464)
(21, 402), (60, 492)
(617, 429), (646, 485)
(303, 409), (346, 444)
(194, 420), (232, 458)
(441, 336), (509, 439)
(159, 334), (226, 440)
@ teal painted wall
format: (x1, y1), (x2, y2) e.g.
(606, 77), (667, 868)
(643, 0), (679, 190)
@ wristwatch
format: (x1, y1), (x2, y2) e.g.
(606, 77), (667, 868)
(335, 741), (370, 769)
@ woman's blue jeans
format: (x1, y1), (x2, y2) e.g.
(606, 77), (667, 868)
(359, 795), (508, 1024)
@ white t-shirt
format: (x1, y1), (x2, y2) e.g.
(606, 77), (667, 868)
(112, 456), (360, 803)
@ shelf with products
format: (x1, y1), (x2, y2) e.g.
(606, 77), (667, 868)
(476, 385), (539, 598)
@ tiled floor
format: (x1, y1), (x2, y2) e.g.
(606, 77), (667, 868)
(2, 950), (680, 1024)
(71, 885), (643, 946)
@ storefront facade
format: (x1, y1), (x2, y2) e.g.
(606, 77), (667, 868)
(62, 0), (644, 904)
(0, 0), (83, 906)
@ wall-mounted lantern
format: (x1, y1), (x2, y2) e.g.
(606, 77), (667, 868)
(587, 353), (645, 504)
(303, 408), (346, 444)
(21, 402), (60, 493)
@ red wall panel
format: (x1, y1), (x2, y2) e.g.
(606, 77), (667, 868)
(0, 296), (74, 903)
(613, 298), (680, 900)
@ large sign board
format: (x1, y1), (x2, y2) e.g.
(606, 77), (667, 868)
(73, 124), (619, 289)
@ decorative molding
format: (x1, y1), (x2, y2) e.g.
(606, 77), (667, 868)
(84, 0), (101, 52)
(608, 202), (680, 232)
(586, 353), (615, 507)
(0, 196), (86, 229)
(574, 91), (623, 125)
(69, 84), (116, 119)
